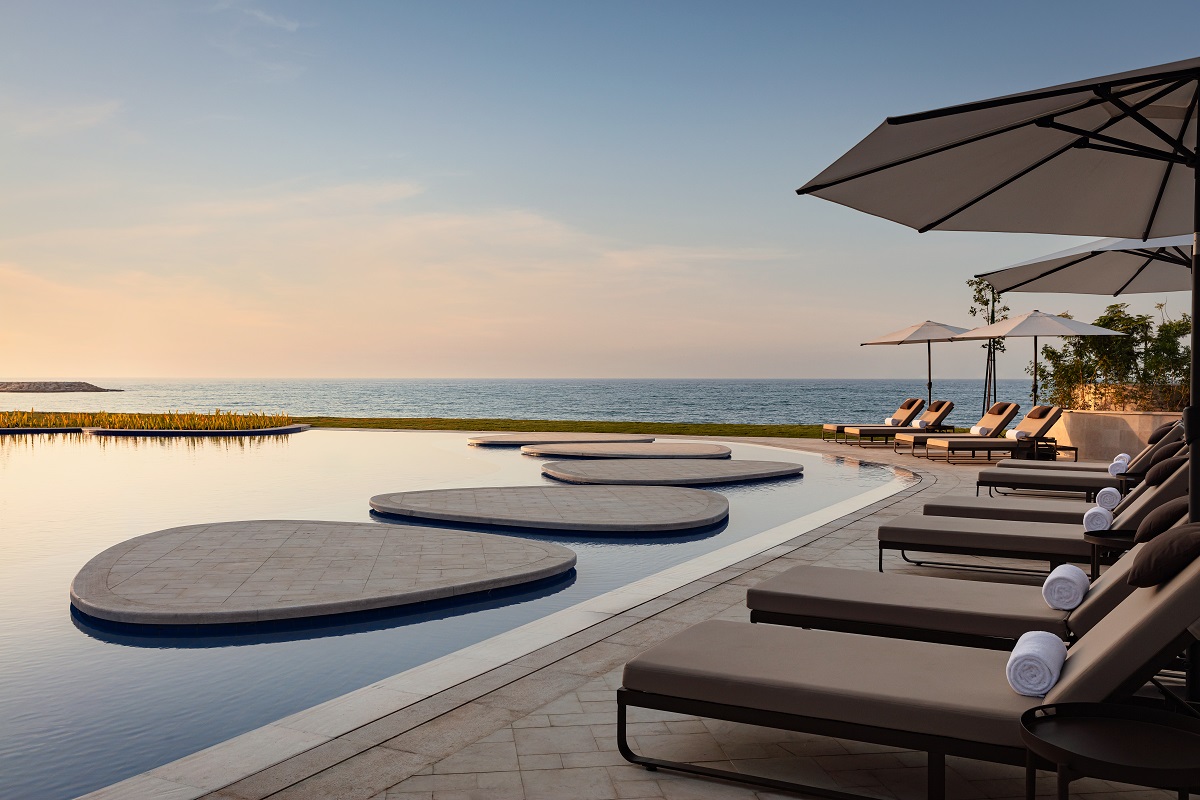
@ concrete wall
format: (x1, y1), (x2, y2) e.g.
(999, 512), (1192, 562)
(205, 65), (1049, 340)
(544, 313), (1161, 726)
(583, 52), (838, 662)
(1046, 410), (1180, 461)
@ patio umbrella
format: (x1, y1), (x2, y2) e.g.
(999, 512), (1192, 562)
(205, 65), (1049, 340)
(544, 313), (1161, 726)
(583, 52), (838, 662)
(952, 311), (1124, 404)
(794, 55), (1200, 522)
(977, 235), (1193, 295)
(860, 320), (969, 406)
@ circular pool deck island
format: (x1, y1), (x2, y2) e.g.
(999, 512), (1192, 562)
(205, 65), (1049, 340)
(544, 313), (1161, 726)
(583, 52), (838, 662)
(70, 520), (577, 625)
(370, 485), (729, 532)
(468, 432), (655, 447)
(542, 458), (804, 486)
(521, 442), (732, 459)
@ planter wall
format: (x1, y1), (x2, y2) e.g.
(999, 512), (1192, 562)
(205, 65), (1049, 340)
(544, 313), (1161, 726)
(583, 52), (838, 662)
(1045, 410), (1180, 462)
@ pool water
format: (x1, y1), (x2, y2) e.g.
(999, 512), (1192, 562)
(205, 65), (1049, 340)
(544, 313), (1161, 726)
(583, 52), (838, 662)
(0, 429), (908, 799)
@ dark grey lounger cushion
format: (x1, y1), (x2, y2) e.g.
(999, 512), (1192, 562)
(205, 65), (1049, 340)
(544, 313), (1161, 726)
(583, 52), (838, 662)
(1134, 497), (1190, 544)
(1128, 525), (1200, 587)
(1143, 455), (1187, 487)
(746, 565), (1068, 640)
(1148, 421), (1178, 445)
(1144, 441), (1186, 470)
(923, 496), (1087, 525)
(878, 514), (1093, 557)
(976, 467), (1122, 491)
(622, 619), (1040, 748)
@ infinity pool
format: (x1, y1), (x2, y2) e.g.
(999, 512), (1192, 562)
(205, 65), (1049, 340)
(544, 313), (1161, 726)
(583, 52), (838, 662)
(0, 429), (910, 799)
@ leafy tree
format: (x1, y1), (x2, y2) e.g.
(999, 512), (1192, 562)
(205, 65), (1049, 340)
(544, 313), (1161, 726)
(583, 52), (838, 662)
(1033, 303), (1190, 411)
(966, 278), (1009, 412)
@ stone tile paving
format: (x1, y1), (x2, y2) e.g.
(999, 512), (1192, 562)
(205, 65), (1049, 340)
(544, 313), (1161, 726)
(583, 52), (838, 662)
(71, 521), (576, 625)
(195, 438), (1170, 800)
(369, 486), (730, 532)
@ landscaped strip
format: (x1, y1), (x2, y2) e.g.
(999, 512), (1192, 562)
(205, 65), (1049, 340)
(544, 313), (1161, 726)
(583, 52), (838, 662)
(0, 410), (292, 431)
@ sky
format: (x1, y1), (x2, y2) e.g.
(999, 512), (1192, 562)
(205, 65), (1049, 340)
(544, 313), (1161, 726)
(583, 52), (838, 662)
(2, 1), (1198, 380)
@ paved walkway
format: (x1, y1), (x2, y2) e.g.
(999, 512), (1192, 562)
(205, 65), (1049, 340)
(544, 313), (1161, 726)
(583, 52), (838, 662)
(101, 435), (1168, 800)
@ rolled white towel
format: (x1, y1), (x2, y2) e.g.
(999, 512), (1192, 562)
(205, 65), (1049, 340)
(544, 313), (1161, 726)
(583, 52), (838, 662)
(1005, 429), (1029, 440)
(1108, 460), (1127, 477)
(970, 425), (992, 436)
(1095, 487), (1122, 511)
(1082, 506), (1113, 532)
(911, 419), (929, 429)
(1042, 564), (1090, 610)
(884, 417), (898, 426)
(1006, 630), (1067, 697)
(1113, 452), (1132, 464)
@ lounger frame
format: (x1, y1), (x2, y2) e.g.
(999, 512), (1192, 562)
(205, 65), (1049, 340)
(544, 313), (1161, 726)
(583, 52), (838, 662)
(617, 688), (1028, 800)
(618, 628), (1196, 800)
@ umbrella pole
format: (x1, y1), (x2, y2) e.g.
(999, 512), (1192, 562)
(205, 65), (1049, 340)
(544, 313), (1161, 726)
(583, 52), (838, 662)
(926, 341), (932, 407)
(1032, 336), (1038, 405)
(1191, 167), (1200, 525)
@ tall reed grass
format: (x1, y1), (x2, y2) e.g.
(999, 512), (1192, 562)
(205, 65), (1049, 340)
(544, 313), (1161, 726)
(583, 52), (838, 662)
(0, 409), (293, 430)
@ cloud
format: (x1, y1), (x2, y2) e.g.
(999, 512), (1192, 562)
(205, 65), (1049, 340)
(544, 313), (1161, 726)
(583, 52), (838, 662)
(239, 6), (300, 32)
(0, 180), (821, 378)
(3, 100), (120, 138)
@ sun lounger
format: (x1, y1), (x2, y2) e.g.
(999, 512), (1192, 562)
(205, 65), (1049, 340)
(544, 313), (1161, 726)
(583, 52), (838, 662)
(924, 405), (1062, 463)
(822, 397), (925, 443)
(992, 421), (1182, 471)
(879, 457), (1187, 574)
(923, 463), (1165, 524)
(977, 441), (1186, 498)
(747, 527), (1179, 649)
(892, 402), (1020, 456)
(620, 551), (1200, 800)
(839, 400), (955, 446)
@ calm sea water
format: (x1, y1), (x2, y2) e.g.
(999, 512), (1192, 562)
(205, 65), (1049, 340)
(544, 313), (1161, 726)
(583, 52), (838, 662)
(0, 429), (909, 799)
(8, 378), (1033, 425)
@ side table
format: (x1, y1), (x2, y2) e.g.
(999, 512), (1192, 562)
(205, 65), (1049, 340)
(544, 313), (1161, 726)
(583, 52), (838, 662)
(1020, 703), (1200, 800)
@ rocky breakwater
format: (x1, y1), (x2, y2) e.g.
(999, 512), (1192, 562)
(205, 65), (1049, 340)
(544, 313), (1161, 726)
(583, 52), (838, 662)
(0, 381), (122, 392)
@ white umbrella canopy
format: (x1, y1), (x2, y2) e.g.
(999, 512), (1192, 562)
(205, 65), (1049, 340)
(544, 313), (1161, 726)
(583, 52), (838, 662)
(795, 56), (1200, 527)
(953, 311), (1124, 405)
(860, 320), (970, 405)
(978, 235), (1193, 295)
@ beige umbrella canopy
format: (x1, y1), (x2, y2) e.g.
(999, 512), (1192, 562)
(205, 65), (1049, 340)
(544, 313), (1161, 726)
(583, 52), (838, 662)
(952, 310), (1124, 404)
(977, 235), (1193, 295)
(794, 55), (1200, 526)
(860, 320), (969, 405)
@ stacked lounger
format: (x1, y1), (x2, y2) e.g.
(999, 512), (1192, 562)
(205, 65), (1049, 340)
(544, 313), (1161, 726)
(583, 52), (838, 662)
(923, 405), (1062, 463)
(822, 397), (924, 443)
(841, 399), (955, 446)
(893, 402), (1020, 456)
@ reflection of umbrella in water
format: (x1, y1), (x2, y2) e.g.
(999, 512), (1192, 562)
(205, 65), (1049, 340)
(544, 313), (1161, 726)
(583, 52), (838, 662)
(859, 320), (969, 406)
(977, 235), (1193, 295)
(794, 56), (1200, 524)
(952, 311), (1123, 404)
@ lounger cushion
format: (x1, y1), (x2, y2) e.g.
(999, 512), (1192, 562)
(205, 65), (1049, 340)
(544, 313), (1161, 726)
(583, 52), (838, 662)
(929, 400), (950, 412)
(1127, 525), (1200, 587)
(976, 467), (1122, 491)
(1146, 441), (1186, 470)
(878, 514), (1093, 557)
(1148, 422), (1178, 445)
(622, 620), (1040, 748)
(747, 566), (1069, 640)
(1026, 405), (1053, 419)
(901, 399), (921, 410)
(1144, 455), (1187, 487)
(1134, 497), (1190, 543)
(923, 496), (1086, 525)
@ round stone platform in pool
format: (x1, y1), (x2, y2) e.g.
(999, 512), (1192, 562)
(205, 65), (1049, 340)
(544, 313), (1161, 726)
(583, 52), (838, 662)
(521, 441), (731, 459)
(370, 485), (728, 532)
(468, 432), (655, 446)
(541, 458), (804, 486)
(70, 520), (577, 625)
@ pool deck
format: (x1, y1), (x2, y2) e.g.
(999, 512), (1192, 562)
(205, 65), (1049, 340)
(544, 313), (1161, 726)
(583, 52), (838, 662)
(84, 434), (1171, 800)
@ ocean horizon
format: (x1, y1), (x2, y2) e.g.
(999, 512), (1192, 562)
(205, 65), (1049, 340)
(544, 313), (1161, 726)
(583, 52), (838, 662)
(0, 378), (1032, 427)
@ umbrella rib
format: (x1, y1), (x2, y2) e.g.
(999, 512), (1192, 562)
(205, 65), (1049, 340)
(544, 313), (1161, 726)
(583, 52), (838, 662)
(1113, 255), (1156, 296)
(1095, 87), (1197, 158)
(888, 73), (1187, 125)
(987, 252), (1100, 293)
(1037, 119), (1189, 163)
(1140, 84), (1198, 240)
(915, 81), (1187, 232)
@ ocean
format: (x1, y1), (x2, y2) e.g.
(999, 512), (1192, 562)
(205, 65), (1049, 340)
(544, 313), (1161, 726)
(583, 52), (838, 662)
(4, 378), (1033, 427)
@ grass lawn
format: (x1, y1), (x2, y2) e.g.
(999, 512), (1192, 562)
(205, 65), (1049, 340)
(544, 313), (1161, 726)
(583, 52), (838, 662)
(294, 416), (829, 438)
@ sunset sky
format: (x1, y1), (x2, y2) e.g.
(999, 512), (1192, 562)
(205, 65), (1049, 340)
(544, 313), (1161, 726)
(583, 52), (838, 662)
(2, 1), (1197, 380)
